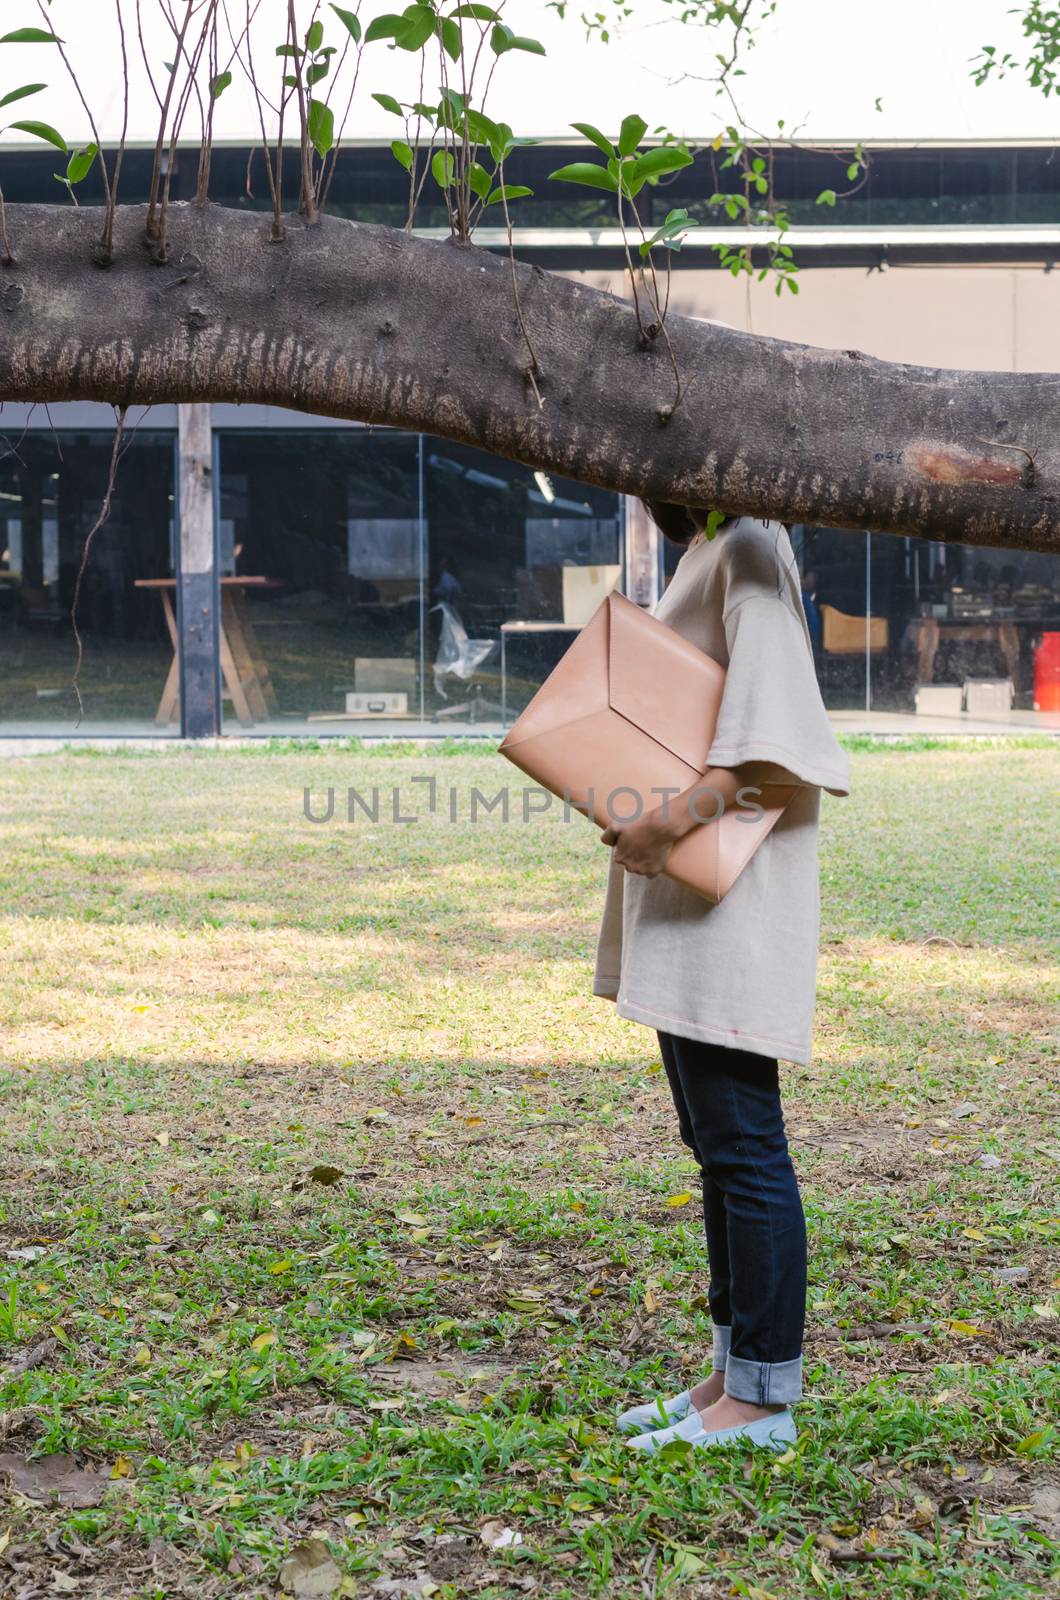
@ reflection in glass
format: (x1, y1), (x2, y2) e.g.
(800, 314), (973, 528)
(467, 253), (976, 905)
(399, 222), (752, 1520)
(0, 431), (175, 728)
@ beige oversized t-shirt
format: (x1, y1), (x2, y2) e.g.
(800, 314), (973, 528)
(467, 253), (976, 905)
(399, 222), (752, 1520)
(593, 518), (850, 1065)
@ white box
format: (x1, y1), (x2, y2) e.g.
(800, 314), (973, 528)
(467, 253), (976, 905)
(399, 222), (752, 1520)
(345, 692), (408, 716)
(561, 564), (622, 626)
(915, 684), (963, 716)
(963, 678), (1014, 714)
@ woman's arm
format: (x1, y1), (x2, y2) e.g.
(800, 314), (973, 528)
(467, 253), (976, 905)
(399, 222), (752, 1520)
(600, 764), (757, 878)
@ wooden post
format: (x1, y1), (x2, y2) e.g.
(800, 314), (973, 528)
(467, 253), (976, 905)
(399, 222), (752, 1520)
(176, 403), (220, 737)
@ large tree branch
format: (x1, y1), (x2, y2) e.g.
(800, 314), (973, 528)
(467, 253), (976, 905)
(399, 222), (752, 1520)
(0, 202), (1057, 553)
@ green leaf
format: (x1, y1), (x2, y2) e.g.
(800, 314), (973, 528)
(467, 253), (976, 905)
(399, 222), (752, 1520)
(373, 92), (404, 116)
(467, 160), (492, 201)
(485, 183), (532, 204)
(617, 113), (647, 157)
(0, 83), (46, 110)
(64, 140), (97, 184)
(631, 146), (693, 182)
(364, 13), (408, 42)
(0, 28), (62, 44)
(397, 7), (436, 49)
(305, 18), (324, 51)
(275, 44), (303, 56)
(816, 187), (837, 206)
(490, 21), (513, 52)
(431, 148), (455, 188)
(465, 107), (500, 146)
(570, 121), (613, 156)
(210, 69), (232, 98)
(508, 34), (545, 54)
(390, 138), (414, 171)
(439, 16), (461, 60)
(548, 161), (617, 193)
(306, 60), (329, 86)
(846, 161), (859, 180)
(450, 3), (499, 17)
(638, 208), (699, 256)
(617, 165), (646, 198)
(307, 98), (335, 158)
(7, 118), (65, 152)
(330, 5), (362, 42)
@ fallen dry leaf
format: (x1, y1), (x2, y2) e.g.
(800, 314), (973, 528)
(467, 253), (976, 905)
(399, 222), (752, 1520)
(278, 1539), (343, 1596)
(308, 1164), (344, 1186)
(0, 1453), (104, 1508)
(479, 1518), (523, 1550)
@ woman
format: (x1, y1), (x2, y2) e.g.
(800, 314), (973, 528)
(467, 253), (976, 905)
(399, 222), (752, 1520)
(595, 500), (850, 1454)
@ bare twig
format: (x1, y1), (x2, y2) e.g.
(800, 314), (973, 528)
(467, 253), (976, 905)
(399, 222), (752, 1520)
(0, 187), (12, 266)
(36, 0), (115, 256)
(70, 409), (128, 726)
(318, 2), (367, 213)
(147, 1), (195, 239)
(498, 162), (543, 408)
(287, 0), (318, 220)
(135, 0), (165, 110)
(101, 0), (132, 261)
(0, 1336), (58, 1385)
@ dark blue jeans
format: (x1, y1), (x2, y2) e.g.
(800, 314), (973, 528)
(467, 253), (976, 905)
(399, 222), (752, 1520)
(658, 1030), (806, 1405)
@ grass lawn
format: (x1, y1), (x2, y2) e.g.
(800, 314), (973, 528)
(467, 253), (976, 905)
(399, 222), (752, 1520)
(0, 742), (1057, 1600)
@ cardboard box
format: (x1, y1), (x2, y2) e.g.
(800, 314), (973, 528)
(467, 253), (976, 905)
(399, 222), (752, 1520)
(561, 564), (622, 626)
(345, 692), (409, 716)
(354, 658), (418, 693)
(915, 684), (963, 716)
(963, 678), (1014, 714)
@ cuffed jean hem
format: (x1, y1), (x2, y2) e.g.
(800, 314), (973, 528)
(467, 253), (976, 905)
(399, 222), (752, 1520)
(711, 1323), (731, 1371)
(725, 1352), (802, 1405)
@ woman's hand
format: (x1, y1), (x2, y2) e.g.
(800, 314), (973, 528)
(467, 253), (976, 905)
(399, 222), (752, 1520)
(599, 767), (753, 878)
(600, 805), (680, 878)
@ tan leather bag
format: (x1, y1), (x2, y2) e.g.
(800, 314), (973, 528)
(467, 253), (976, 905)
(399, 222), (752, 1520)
(498, 589), (795, 903)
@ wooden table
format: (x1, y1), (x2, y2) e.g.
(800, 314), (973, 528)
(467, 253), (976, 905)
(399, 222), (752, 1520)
(136, 576), (279, 726)
(909, 616), (1022, 691)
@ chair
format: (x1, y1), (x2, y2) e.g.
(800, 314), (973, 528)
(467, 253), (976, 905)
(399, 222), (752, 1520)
(430, 601), (504, 722)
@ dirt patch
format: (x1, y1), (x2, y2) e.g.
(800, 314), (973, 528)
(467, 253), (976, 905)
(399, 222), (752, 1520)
(370, 1354), (518, 1395)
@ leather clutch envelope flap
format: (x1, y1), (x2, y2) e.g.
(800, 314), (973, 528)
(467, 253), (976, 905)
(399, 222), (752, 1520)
(498, 590), (795, 903)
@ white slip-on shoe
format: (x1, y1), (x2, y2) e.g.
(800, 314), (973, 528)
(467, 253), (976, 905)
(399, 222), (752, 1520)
(625, 1406), (797, 1455)
(615, 1388), (694, 1435)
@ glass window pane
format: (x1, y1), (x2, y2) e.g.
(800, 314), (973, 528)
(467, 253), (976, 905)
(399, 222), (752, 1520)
(425, 442), (621, 722)
(789, 524), (869, 711)
(216, 428), (423, 730)
(0, 430), (176, 730)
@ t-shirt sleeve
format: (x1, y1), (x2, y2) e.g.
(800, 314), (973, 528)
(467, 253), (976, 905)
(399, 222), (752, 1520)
(706, 538), (851, 796)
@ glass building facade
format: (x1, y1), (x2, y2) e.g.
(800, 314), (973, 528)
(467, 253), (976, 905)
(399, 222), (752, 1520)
(1, 407), (1056, 736)
(0, 410), (627, 734)
(1, 136), (1057, 736)
(0, 429), (176, 729)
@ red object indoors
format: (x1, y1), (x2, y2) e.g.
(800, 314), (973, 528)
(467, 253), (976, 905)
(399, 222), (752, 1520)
(1033, 631), (1060, 712)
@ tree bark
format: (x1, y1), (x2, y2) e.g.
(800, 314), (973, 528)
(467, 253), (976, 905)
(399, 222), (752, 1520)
(0, 202), (1056, 553)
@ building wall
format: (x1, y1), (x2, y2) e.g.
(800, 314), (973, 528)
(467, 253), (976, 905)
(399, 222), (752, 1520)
(574, 264), (1060, 372)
